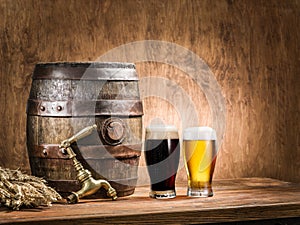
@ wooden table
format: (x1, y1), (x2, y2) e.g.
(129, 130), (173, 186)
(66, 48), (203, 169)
(1, 178), (300, 224)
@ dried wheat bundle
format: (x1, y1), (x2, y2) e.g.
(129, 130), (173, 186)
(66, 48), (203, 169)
(0, 167), (62, 210)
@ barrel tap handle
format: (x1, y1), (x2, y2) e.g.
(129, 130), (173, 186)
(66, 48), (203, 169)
(59, 124), (97, 149)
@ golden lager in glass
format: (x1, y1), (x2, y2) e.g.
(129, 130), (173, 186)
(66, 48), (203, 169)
(183, 127), (217, 197)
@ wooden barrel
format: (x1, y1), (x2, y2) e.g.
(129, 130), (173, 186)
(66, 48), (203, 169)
(26, 62), (143, 198)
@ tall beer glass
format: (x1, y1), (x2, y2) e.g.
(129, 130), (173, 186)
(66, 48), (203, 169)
(145, 125), (180, 199)
(183, 126), (217, 197)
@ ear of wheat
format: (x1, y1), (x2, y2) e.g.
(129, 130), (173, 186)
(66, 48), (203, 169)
(0, 166), (62, 210)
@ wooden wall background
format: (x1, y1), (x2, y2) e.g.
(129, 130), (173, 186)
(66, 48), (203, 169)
(0, 0), (299, 184)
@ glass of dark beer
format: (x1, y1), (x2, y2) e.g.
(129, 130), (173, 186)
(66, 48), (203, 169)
(144, 125), (180, 199)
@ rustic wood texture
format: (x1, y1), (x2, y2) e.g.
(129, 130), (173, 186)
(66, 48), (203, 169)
(0, 0), (299, 184)
(0, 178), (299, 224)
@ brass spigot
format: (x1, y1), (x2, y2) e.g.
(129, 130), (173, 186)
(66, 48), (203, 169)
(59, 125), (117, 204)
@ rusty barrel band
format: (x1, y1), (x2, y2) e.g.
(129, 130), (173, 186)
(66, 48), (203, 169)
(33, 62), (138, 80)
(30, 144), (142, 159)
(27, 99), (144, 116)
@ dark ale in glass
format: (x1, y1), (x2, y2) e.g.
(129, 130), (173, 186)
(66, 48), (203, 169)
(145, 125), (180, 199)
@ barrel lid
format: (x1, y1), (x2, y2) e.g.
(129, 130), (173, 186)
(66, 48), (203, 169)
(35, 62), (136, 69)
(33, 62), (138, 80)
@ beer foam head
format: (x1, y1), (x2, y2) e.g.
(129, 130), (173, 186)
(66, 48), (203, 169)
(145, 124), (178, 140)
(183, 126), (216, 140)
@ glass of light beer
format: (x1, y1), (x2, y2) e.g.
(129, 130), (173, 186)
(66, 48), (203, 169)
(183, 126), (217, 197)
(144, 125), (180, 199)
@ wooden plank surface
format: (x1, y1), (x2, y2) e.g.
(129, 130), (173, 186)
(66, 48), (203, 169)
(1, 178), (299, 224)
